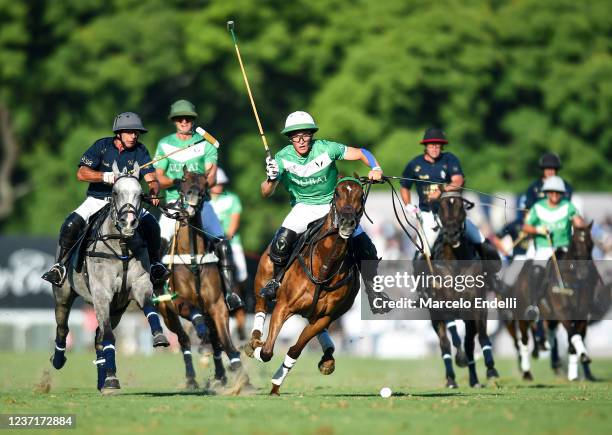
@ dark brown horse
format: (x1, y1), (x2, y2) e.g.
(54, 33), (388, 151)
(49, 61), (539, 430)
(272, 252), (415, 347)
(156, 169), (243, 388)
(502, 261), (544, 381)
(245, 177), (364, 395)
(426, 191), (499, 388)
(541, 222), (608, 381)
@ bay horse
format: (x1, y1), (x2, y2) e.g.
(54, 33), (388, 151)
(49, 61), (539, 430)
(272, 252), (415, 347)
(426, 191), (499, 388)
(51, 162), (169, 394)
(155, 168), (243, 389)
(245, 177), (364, 395)
(541, 222), (608, 381)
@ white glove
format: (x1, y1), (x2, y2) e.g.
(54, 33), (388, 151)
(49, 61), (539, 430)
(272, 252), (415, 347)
(405, 203), (420, 215)
(102, 172), (116, 185)
(265, 156), (279, 180)
(536, 226), (548, 236)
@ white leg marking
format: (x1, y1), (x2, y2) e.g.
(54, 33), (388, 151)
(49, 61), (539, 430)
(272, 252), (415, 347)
(568, 353), (579, 381)
(271, 354), (297, 386)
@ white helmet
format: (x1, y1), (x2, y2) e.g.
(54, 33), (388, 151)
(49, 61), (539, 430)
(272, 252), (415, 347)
(281, 111), (319, 135)
(216, 167), (229, 185)
(542, 175), (566, 193)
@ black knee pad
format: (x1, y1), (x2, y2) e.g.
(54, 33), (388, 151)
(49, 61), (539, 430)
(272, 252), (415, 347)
(214, 239), (234, 269)
(268, 227), (298, 265)
(59, 213), (86, 249)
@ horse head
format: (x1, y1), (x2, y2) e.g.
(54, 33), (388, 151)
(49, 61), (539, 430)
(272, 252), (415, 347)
(332, 177), (365, 239)
(438, 191), (473, 248)
(111, 161), (142, 237)
(568, 221), (594, 280)
(177, 165), (209, 218)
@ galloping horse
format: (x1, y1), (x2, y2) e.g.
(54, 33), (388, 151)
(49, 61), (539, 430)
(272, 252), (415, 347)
(156, 168), (243, 388)
(246, 177), (363, 395)
(425, 191), (499, 388)
(51, 162), (168, 394)
(542, 222), (608, 381)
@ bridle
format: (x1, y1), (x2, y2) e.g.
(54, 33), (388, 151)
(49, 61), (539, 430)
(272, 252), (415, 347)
(111, 174), (142, 234)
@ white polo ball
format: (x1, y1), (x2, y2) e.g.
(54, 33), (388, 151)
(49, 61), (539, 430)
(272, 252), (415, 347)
(380, 387), (392, 398)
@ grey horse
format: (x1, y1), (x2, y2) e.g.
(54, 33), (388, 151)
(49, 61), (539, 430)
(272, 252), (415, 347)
(51, 162), (169, 394)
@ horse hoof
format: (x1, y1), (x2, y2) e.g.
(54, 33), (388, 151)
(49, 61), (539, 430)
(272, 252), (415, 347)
(552, 364), (564, 376)
(471, 382), (483, 389)
(446, 378), (458, 389)
(229, 360), (242, 372)
(50, 354), (66, 370)
(580, 354), (592, 364)
(101, 376), (120, 395)
(585, 374), (598, 382)
(152, 333), (170, 348)
(244, 339), (264, 359)
(455, 350), (468, 368)
(185, 378), (199, 390)
(523, 371), (534, 381)
(486, 368), (499, 379)
(269, 384), (280, 396)
(318, 358), (335, 375)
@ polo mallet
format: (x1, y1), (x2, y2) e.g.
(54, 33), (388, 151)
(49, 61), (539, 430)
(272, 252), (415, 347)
(136, 127), (220, 173)
(227, 20), (271, 159)
(546, 232), (573, 295)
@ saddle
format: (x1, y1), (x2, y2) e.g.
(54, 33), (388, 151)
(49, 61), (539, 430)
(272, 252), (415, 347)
(71, 205), (111, 273)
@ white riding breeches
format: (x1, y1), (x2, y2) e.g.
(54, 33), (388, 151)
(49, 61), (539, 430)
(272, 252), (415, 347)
(74, 197), (108, 222)
(231, 242), (248, 282)
(74, 196), (150, 223)
(414, 210), (484, 249)
(281, 202), (364, 237)
(159, 201), (224, 243)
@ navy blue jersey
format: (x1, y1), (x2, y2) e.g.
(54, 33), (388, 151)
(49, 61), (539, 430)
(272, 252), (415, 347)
(400, 152), (463, 212)
(524, 177), (573, 209)
(78, 137), (154, 199)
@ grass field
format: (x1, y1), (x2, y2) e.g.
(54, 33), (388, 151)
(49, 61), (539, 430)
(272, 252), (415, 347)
(1, 351), (610, 435)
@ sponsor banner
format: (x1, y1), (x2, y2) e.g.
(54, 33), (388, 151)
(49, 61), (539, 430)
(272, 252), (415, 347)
(361, 259), (612, 321)
(0, 236), (58, 308)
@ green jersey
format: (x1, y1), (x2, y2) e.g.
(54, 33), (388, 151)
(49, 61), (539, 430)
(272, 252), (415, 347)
(153, 133), (218, 202)
(526, 198), (577, 248)
(275, 139), (347, 206)
(210, 191), (243, 246)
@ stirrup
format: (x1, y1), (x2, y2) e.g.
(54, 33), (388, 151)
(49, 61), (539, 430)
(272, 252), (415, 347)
(41, 263), (66, 286)
(226, 293), (244, 312)
(150, 262), (170, 284)
(260, 279), (280, 299)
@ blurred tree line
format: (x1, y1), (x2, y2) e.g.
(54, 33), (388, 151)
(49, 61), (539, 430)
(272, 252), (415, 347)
(1, 0), (610, 251)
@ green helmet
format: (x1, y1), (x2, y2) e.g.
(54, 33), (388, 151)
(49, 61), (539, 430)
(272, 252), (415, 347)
(168, 99), (198, 120)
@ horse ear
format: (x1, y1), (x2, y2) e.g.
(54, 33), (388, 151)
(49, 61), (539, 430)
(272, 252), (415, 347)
(132, 161), (140, 179)
(588, 220), (594, 230)
(353, 171), (359, 179)
(182, 165), (188, 176)
(112, 161), (120, 177)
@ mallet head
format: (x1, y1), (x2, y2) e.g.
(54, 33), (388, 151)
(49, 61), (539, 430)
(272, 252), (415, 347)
(227, 21), (235, 31)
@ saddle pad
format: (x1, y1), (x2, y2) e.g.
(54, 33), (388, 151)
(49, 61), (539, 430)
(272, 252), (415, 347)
(162, 253), (218, 264)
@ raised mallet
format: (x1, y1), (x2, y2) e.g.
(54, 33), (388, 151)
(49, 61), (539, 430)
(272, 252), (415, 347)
(227, 20), (271, 159)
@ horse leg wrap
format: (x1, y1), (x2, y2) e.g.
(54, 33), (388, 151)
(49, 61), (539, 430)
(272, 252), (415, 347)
(446, 321), (461, 348)
(271, 354), (297, 386)
(468, 361), (478, 385)
(52, 338), (67, 370)
(213, 353), (225, 379)
(143, 304), (163, 335)
(94, 349), (106, 390)
(317, 330), (335, 354)
(519, 341), (531, 372)
(570, 334), (587, 357)
(568, 353), (579, 381)
(102, 341), (116, 374)
(443, 354), (455, 379)
(253, 312), (266, 335)
(183, 350), (196, 379)
(253, 347), (264, 362)
(189, 309), (208, 339)
(481, 344), (494, 368)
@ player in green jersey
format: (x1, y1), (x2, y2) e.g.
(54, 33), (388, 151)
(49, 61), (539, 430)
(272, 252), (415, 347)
(523, 175), (585, 299)
(258, 111), (391, 313)
(153, 100), (243, 311)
